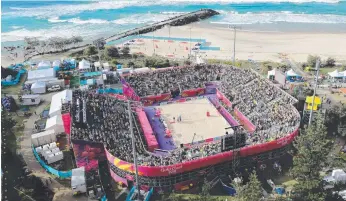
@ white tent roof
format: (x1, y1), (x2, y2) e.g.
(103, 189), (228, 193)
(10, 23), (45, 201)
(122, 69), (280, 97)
(52, 60), (61, 67)
(268, 69), (276, 76)
(328, 69), (344, 78)
(94, 62), (101, 68)
(28, 68), (56, 81)
(38, 61), (51, 68)
(45, 115), (64, 133)
(286, 69), (300, 77)
(49, 90), (72, 117)
(103, 62), (110, 68)
(31, 81), (46, 89)
(79, 59), (90, 70)
(71, 167), (86, 187)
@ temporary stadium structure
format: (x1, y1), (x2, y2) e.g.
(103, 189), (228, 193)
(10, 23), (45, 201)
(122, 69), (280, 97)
(49, 90), (72, 117)
(68, 64), (300, 191)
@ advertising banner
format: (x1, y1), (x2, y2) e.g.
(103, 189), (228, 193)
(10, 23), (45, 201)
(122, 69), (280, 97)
(121, 78), (140, 101)
(234, 108), (256, 132)
(136, 108), (159, 151)
(105, 127), (298, 177)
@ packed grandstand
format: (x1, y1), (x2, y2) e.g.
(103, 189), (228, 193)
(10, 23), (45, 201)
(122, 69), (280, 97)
(70, 64), (301, 170)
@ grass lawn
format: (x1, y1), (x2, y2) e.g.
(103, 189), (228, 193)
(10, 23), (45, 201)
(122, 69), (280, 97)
(319, 67), (344, 75)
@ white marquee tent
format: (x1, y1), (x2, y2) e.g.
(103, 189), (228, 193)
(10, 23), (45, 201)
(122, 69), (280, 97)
(328, 69), (344, 78)
(31, 81), (46, 94)
(45, 115), (65, 134)
(79, 59), (90, 70)
(103, 62), (110, 69)
(94, 62), (101, 68)
(286, 69), (301, 77)
(267, 69), (276, 79)
(49, 90), (72, 117)
(28, 68), (56, 81)
(37, 61), (51, 69)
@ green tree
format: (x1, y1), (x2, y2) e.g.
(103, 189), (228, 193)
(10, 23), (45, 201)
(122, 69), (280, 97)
(127, 61), (135, 68)
(275, 196), (288, 201)
(290, 113), (332, 201)
(121, 46), (130, 56)
(325, 57), (336, 67)
(110, 59), (118, 66)
(307, 55), (321, 68)
(104, 46), (119, 59)
(1, 112), (16, 134)
(233, 171), (263, 201)
(325, 105), (346, 137)
(83, 46), (98, 56)
(192, 179), (219, 201)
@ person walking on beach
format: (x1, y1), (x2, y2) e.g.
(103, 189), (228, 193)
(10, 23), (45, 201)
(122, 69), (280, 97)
(177, 115), (182, 122)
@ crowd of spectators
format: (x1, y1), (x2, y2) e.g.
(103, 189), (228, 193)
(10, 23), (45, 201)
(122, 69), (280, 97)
(70, 64), (300, 166)
(70, 90), (149, 163)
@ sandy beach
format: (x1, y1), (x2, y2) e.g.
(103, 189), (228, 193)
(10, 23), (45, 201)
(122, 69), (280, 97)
(2, 23), (346, 67)
(125, 23), (346, 63)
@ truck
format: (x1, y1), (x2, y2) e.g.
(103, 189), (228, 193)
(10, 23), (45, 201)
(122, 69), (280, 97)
(19, 94), (41, 106)
(72, 167), (87, 195)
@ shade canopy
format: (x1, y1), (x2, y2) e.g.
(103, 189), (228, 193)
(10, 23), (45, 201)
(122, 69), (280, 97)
(49, 90), (72, 117)
(28, 68), (56, 81)
(286, 69), (301, 77)
(45, 115), (64, 133)
(94, 62), (101, 68)
(38, 61), (51, 69)
(31, 81), (46, 94)
(79, 59), (90, 70)
(328, 69), (344, 78)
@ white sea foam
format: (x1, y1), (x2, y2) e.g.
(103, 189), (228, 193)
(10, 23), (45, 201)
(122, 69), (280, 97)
(3, 0), (341, 19)
(48, 17), (67, 23)
(211, 11), (346, 24)
(11, 26), (24, 30)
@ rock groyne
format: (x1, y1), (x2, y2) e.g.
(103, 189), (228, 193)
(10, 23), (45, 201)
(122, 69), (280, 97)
(106, 9), (219, 43)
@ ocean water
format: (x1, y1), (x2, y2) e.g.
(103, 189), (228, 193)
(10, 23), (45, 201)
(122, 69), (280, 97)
(1, 0), (346, 44)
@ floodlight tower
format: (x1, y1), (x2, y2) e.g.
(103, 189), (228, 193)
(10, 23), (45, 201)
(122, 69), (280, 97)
(308, 59), (320, 126)
(228, 25), (241, 64)
(127, 100), (141, 200)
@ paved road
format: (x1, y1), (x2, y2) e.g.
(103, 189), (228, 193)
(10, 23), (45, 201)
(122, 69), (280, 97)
(18, 92), (89, 201)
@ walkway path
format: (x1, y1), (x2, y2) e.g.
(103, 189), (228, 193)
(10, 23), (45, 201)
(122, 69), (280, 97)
(19, 92), (88, 201)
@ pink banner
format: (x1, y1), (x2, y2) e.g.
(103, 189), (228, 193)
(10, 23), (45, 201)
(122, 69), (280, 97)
(110, 168), (128, 186)
(135, 108), (159, 152)
(105, 128), (298, 177)
(142, 93), (172, 106)
(234, 108), (256, 133)
(216, 89), (232, 107)
(61, 113), (71, 134)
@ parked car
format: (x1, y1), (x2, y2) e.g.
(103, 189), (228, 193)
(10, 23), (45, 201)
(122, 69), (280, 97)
(47, 85), (61, 92)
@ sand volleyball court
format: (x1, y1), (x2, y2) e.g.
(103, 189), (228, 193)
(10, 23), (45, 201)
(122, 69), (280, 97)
(157, 98), (231, 145)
